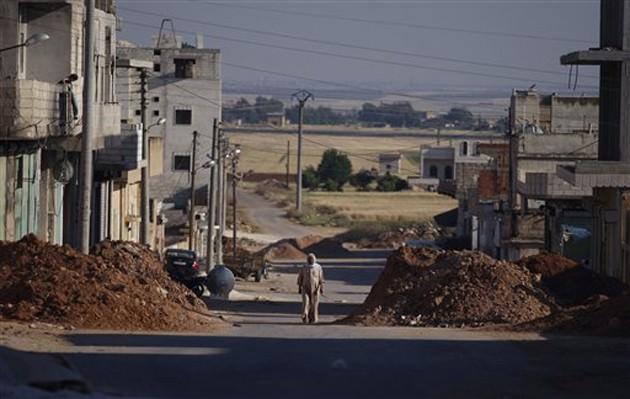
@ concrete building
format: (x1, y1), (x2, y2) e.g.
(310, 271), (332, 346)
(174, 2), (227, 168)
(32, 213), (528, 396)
(265, 112), (286, 128)
(0, 0), (123, 246)
(378, 153), (403, 175)
(458, 90), (599, 261)
(555, 0), (630, 283)
(116, 32), (221, 210)
(511, 89), (598, 135)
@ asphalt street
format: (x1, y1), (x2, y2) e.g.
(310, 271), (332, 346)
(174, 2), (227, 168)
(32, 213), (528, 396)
(58, 256), (630, 398)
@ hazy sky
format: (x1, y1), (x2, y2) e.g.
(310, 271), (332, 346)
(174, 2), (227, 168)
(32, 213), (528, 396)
(115, 0), (600, 92)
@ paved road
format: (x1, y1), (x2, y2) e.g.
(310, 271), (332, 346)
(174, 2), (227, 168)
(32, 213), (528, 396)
(236, 188), (313, 241)
(55, 253), (630, 398)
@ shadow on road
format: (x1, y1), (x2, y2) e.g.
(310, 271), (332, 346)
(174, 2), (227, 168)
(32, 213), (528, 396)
(206, 298), (360, 318)
(61, 332), (630, 399)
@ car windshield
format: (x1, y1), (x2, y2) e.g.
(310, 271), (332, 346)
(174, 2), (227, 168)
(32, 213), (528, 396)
(166, 251), (195, 260)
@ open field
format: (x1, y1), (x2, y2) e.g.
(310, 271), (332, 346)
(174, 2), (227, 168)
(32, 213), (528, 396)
(304, 190), (457, 222)
(246, 182), (457, 227)
(227, 131), (501, 176)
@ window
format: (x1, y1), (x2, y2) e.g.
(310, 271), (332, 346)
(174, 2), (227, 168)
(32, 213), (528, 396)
(173, 154), (191, 171)
(174, 58), (195, 78)
(153, 110), (160, 117)
(445, 165), (453, 180)
(153, 63), (161, 72)
(153, 96), (160, 103)
(429, 165), (438, 178)
(16, 157), (23, 189)
(135, 110), (141, 116)
(154, 49), (161, 56)
(460, 142), (469, 156)
(175, 109), (192, 125)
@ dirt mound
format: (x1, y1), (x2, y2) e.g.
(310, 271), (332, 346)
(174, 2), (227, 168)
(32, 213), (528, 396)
(517, 252), (580, 279)
(0, 236), (216, 331)
(345, 247), (555, 327)
(517, 253), (627, 306)
(303, 237), (349, 258)
(518, 294), (630, 337)
(258, 240), (306, 261)
(292, 235), (324, 251)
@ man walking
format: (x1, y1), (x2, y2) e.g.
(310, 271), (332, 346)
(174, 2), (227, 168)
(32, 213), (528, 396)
(297, 253), (324, 324)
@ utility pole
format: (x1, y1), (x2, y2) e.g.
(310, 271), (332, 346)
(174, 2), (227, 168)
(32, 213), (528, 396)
(286, 139), (291, 188)
(206, 119), (219, 270)
(78, 0), (95, 253)
(188, 130), (198, 250)
(507, 105), (518, 238)
(231, 151), (239, 262)
(292, 89), (313, 212)
(220, 137), (229, 261)
(216, 133), (225, 264)
(139, 69), (150, 246)
(437, 128), (441, 146)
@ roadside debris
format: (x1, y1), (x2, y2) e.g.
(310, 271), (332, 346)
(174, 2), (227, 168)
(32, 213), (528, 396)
(0, 235), (216, 331)
(345, 247), (556, 327)
(517, 252), (628, 306)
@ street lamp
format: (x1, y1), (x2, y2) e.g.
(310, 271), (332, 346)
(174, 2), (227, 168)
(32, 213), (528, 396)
(147, 117), (166, 130)
(0, 32), (50, 54)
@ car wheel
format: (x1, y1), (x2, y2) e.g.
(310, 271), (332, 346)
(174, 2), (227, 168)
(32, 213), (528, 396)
(192, 284), (205, 298)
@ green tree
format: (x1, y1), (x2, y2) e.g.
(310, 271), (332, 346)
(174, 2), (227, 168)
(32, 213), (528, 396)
(376, 174), (409, 192)
(317, 149), (352, 191)
(350, 169), (376, 191)
(444, 107), (475, 129)
(302, 166), (320, 190)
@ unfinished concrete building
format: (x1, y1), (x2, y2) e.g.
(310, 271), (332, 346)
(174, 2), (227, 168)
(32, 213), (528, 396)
(116, 31), (221, 210)
(0, 0), (126, 246)
(556, 0), (630, 283)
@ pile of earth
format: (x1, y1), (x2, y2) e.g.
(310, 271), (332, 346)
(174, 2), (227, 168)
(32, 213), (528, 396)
(517, 252), (628, 306)
(257, 240), (306, 261)
(341, 223), (442, 249)
(0, 235), (216, 331)
(519, 293), (630, 337)
(345, 247), (556, 327)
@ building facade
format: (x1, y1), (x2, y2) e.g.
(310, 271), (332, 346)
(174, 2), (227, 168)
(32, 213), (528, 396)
(0, 0), (123, 246)
(116, 34), (222, 210)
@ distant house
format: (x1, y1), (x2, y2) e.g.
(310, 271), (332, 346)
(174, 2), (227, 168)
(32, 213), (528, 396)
(266, 112), (286, 127)
(415, 141), (490, 195)
(378, 153), (403, 175)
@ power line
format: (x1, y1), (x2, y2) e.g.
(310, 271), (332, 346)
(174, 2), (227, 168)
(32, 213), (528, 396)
(118, 6), (596, 80)
(117, 1), (595, 44)
(125, 18), (594, 89)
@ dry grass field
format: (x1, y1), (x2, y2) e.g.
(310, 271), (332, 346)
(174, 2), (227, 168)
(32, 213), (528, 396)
(228, 131), (444, 176)
(304, 190), (457, 223)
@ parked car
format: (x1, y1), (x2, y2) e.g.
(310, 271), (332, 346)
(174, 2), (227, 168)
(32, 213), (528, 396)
(164, 249), (207, 297)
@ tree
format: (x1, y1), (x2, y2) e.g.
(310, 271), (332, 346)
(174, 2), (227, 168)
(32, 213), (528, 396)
(358, 102), (424, 128)
(350, 169), (376, 191)
(317, 149), (352, 191)
(376, 174), (409, 192)
(302, 166), (319, 190)
(444, 107), (475, 129)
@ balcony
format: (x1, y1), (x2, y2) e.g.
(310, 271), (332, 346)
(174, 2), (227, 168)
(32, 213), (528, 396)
(95, 123), (145, 171)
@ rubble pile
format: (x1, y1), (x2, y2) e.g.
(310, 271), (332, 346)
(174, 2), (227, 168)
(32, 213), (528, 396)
(346, 247), (555, 327)
(344, 223), (442, 249)
(0, 236), (215, 331)
(257, 240), (306, 261)
(518, 253), (628, 306)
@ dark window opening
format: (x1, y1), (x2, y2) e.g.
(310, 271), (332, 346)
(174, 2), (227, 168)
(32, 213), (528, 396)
(445, 165), (453, 180)
(174, 58), (195, 78)
(153, 96), (160, 103)
(135, 110), (141, 116)
(16, 157), (23, 189)
(173, 154), (191, 171)
(153, 63), (161, 72)
(153, 110), (160, 117)
(175, 109), (192, 125)
(154, 49), (161, 56)
(429, 165), (438, 178)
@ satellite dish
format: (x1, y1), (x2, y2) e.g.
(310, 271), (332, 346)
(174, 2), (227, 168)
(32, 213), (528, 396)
(53, 158), (74, 184)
